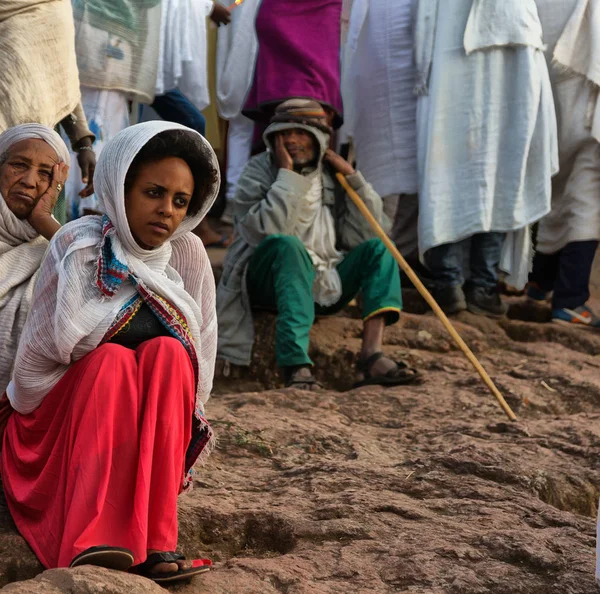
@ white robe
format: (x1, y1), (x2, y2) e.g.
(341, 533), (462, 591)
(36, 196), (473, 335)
(215, 0), (261, 120)
(155, 0), (214, 111)
(535, 0), (600, 254)
(415, 0), (559, 289)
(341, 0), (418, 198)
(216, 0), (261, 206)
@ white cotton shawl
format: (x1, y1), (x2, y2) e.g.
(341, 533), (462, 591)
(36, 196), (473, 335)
(0, 124), (70, 395)
(7, 121), (220, 416)
(552, 0), (600, 143)
(215, 0), (261, 119)
(294, 170), (343, 307)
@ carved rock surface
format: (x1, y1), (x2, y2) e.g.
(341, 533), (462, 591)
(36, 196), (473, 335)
(1, 255), (599, 593)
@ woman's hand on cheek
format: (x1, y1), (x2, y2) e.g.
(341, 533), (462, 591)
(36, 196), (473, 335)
(28, 162), (69, 240)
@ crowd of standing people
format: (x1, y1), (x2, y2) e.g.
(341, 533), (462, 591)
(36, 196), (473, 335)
(0, 0), (598, 586)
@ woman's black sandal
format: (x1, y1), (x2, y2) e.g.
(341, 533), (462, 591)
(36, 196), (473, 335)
(354, 352), (422, 388)
(70, 546), (134, 571)
(130, 551), (212, 584)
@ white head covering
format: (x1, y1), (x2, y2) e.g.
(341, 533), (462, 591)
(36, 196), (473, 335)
(0, 123), (70, 165)
(0, 123), (70, 246)
(0, 124), (71, 395)
(9, 122), (221, 476)
(95, 120), (219, 263)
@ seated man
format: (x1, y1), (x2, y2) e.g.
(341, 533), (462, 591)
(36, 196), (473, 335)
(0, 124), (70, 394)
(217, 99), (420, 389)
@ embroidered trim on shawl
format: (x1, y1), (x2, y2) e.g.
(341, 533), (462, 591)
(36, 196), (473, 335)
(101, 294), (144, 343)
(131, 278), (200, 386)
(96, 220), (214, 482)
(96, 216), (128, 297)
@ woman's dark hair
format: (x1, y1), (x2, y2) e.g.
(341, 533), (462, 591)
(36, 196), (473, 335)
(124, 129), (219, 217)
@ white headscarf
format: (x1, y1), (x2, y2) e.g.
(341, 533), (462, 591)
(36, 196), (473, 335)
(0, 124), (70, 395)
(8, 121), (220, 443)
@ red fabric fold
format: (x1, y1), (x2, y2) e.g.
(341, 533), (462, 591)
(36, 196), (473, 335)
(1, 337), (194, 568)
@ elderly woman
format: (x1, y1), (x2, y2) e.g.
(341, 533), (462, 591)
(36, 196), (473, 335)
(0, 124), (70, 395)
(1, 122), (219, 584)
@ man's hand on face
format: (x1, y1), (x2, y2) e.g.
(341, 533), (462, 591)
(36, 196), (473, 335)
(28, 162), (69, 240)
(323, 149), (355, 176)
(275, 135), (294, 171)
(210, 3), (232, 26)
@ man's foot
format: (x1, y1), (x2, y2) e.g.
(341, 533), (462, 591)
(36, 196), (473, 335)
(465, 285), (508, 318)
(283, 366), (321, 390)
(355, 352), (422, 388)
(552, 304), (600, 328)
(526, 282), (552, 304)
(430, 285), (467, 315)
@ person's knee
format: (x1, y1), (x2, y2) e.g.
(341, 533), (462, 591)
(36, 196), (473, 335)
(362, 238), (393, 264)
(140, 336), (185, 357)
(84, 343), (135, 379)
(262, 235), (309, 258)
(363, 237), (387, 254)
(92, 342), (132, 363)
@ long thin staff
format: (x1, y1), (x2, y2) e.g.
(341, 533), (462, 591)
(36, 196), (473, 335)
(336, 172), (517, 422)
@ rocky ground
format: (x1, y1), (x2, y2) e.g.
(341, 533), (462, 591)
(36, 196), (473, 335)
(1, 250), (599, 593)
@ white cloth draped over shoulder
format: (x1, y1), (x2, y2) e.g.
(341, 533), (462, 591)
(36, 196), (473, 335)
(341, 0), (418, 198)
(0, 0), (80, 131)
(215, 0), (261, 119)
(414, 0), (558, 289)
(295, 169), (343, 307)
(552, 0), (600, 144)
(0, 124), (71, 395)
(155, 0), (214, 110)
(7, 121), (220, 419)
(73, 0), (162, 103)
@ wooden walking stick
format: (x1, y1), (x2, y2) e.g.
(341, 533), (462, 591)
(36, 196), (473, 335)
(335, 173), (517, 422)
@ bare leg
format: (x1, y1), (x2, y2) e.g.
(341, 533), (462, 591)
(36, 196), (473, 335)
(360, 315), (397, 376)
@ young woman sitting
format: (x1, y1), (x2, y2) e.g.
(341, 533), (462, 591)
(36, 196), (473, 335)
(1, 122), (219, 584)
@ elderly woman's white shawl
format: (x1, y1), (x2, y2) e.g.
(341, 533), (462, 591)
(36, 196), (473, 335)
(0, 124), (71, 395)
(415, 0), (558, 289)
(0, 0), (81, 131)
(7, 121), (220, 417)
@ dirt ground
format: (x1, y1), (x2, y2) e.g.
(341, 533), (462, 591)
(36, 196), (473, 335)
(1, 250), (599, 593)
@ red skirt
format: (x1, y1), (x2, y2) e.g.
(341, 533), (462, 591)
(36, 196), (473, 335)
(1, 337), (195, 568)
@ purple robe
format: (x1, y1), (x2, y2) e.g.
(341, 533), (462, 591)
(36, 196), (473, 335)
(243, 0), (343, 127)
